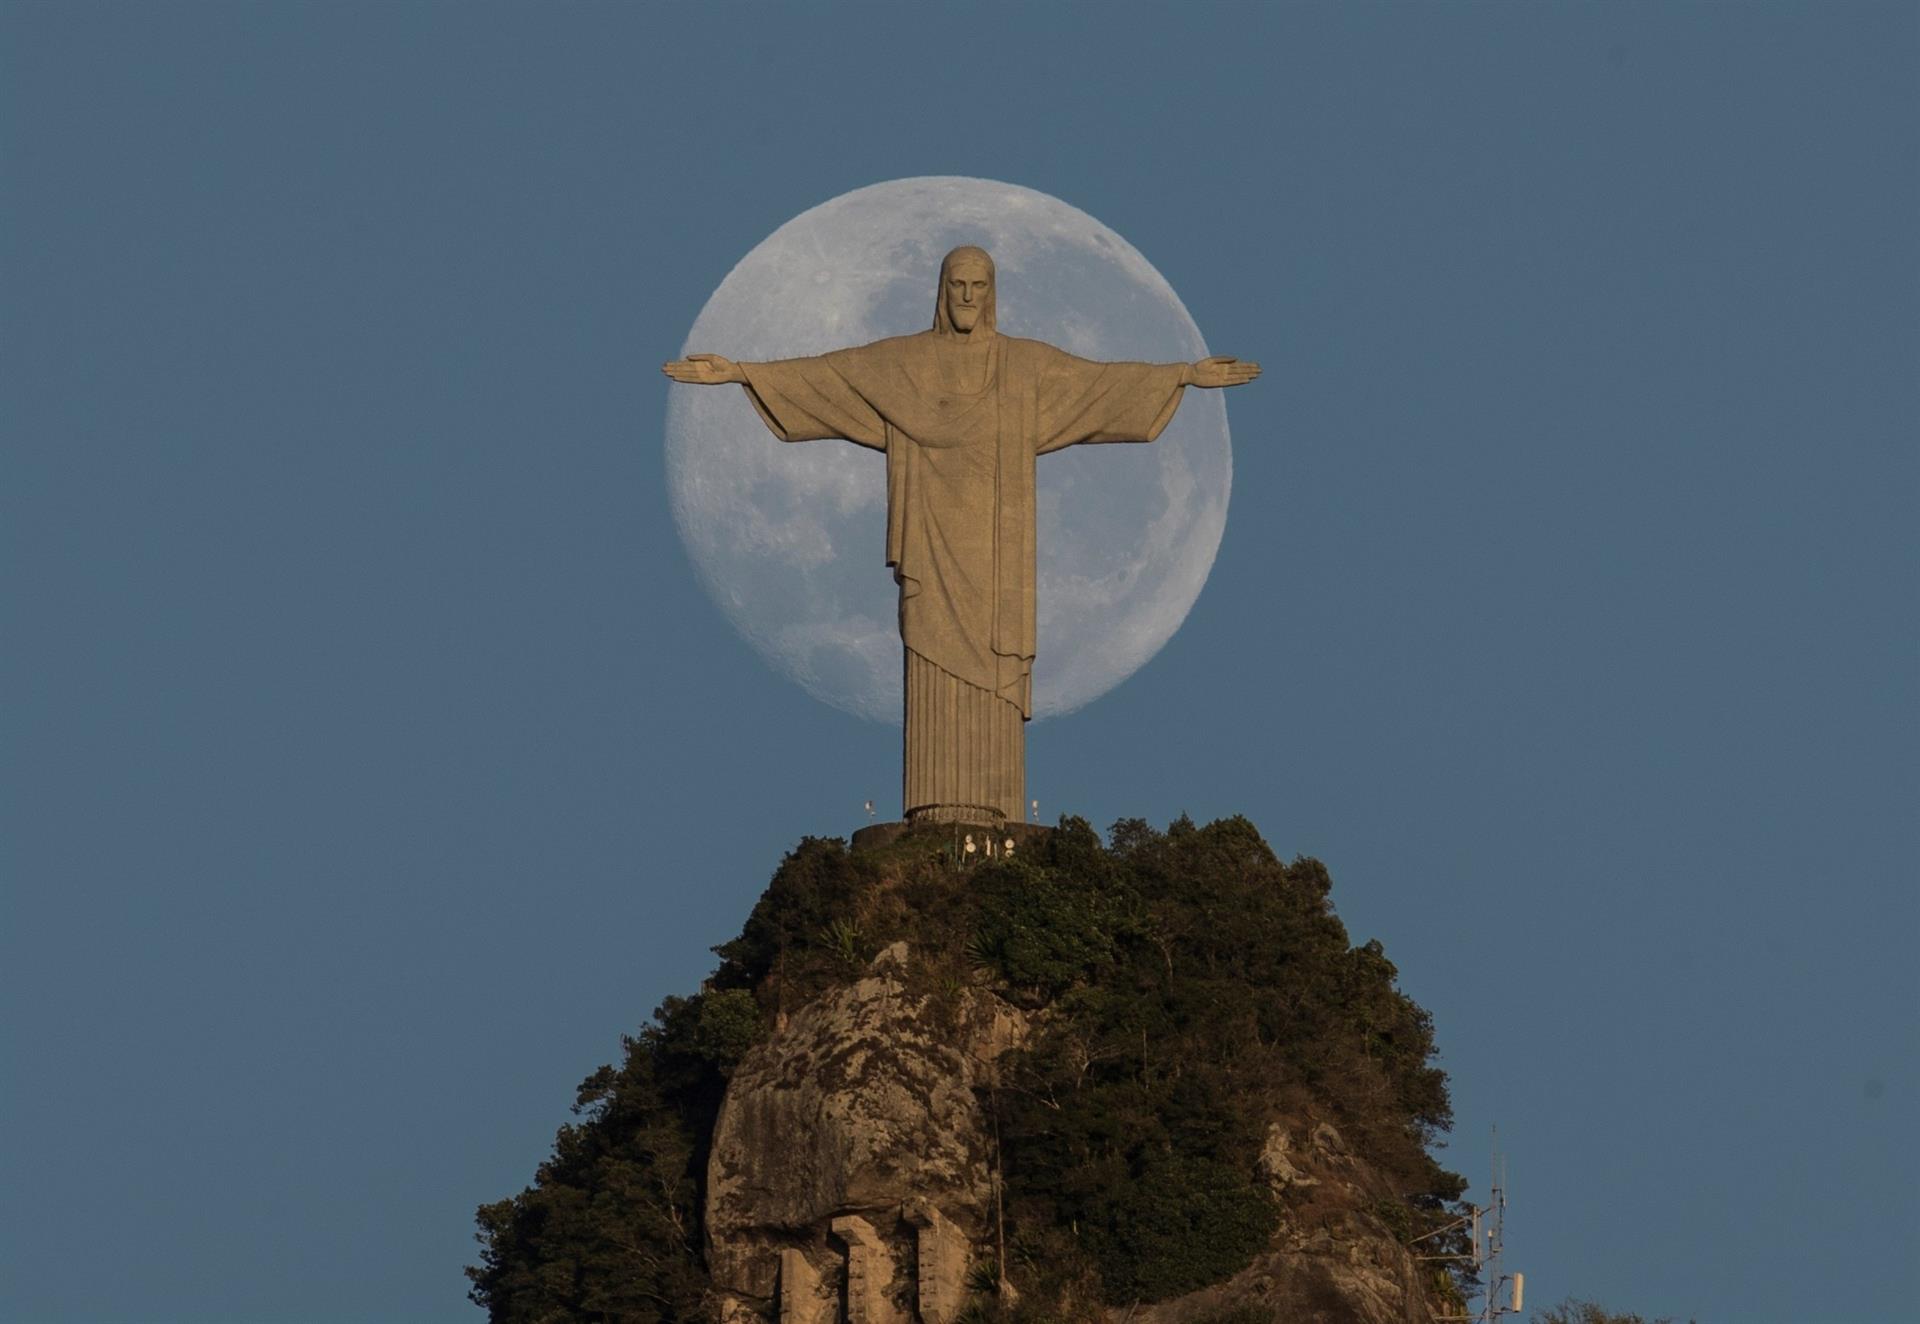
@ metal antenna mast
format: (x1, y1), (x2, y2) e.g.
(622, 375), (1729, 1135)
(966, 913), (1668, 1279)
(1415, 1127), (1524, 1322)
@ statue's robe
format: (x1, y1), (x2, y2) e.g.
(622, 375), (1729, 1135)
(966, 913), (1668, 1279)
(740, 332), (1188, 824)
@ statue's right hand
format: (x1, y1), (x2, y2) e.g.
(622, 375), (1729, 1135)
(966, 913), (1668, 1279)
(661, 353), (744, 385)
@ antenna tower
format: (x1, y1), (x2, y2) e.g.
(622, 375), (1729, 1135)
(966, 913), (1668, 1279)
(1413, 1128), (1524, 1322)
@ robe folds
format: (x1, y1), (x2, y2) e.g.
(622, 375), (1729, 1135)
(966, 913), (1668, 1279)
(740, 332), (1188, 823)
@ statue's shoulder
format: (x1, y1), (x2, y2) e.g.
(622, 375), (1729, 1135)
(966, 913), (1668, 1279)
(996, 336), (1079, 373)
(842, 332), (927, 353)
(999, 335), (1071, 359)
(828, 332), (929, 365)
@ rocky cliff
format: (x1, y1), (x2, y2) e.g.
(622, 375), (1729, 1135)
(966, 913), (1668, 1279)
(705, 942), (1021, 1320)
(703, 937), (1446, 1324)
(470, 816), (1471, 1324)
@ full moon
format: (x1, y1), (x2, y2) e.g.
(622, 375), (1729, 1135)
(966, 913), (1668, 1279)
(665, 176), (1233, 722)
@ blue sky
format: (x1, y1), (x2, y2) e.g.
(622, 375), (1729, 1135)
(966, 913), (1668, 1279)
(3, 4), (1914, 1321)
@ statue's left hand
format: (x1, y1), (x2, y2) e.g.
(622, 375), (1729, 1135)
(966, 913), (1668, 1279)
(1186, 356), (1261, 389)
(661, 353), (745, 385)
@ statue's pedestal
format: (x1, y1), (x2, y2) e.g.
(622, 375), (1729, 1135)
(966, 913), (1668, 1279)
(850, 818), (1052, 855)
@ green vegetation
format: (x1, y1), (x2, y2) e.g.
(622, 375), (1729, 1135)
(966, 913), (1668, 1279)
(467, 995), (735, 1324)
(1533, 1301), (1699, 1324)
(469, 816), (1468, 1322)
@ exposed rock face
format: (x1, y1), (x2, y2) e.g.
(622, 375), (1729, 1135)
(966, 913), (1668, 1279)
(706, 941), (1438, 1324)
(1137, 1121), (1436, 1324)
(705, 943), (1025, 1321)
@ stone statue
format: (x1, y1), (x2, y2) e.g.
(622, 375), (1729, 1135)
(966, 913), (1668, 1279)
(665, 246), (1257, 826)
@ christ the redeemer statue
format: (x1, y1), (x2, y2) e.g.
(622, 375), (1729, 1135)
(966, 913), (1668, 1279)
(664, 245), (1257, 827)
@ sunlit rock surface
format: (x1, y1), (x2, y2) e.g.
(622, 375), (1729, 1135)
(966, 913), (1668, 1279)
(706, 942), (1027, 1317)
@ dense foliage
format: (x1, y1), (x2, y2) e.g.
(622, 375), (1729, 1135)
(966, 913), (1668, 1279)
(1533, 1301), (1698, 1324)
(470, 816), (1467, 1321)
(465, 994), (743, 1323)
(967, 816), (1463, 1309)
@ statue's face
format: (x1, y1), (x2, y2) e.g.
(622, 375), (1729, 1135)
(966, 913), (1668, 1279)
(944, 260), (991, 333)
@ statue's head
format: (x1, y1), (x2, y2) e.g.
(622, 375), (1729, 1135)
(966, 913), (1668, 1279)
(933, 245), (996, 337)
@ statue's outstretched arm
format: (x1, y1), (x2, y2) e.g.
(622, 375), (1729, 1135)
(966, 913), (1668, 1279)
(1035, 346), (1260, 453)
(668, 348), (886, 450)
(1183, 356), (1261, 388)
(661, 352), (745, 385)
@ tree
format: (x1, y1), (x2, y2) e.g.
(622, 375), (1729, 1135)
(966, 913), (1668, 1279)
(989, 816), (1468, 1306)
(466, 993), (757, 1323)
(1533, 1298), (1698, 1324)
